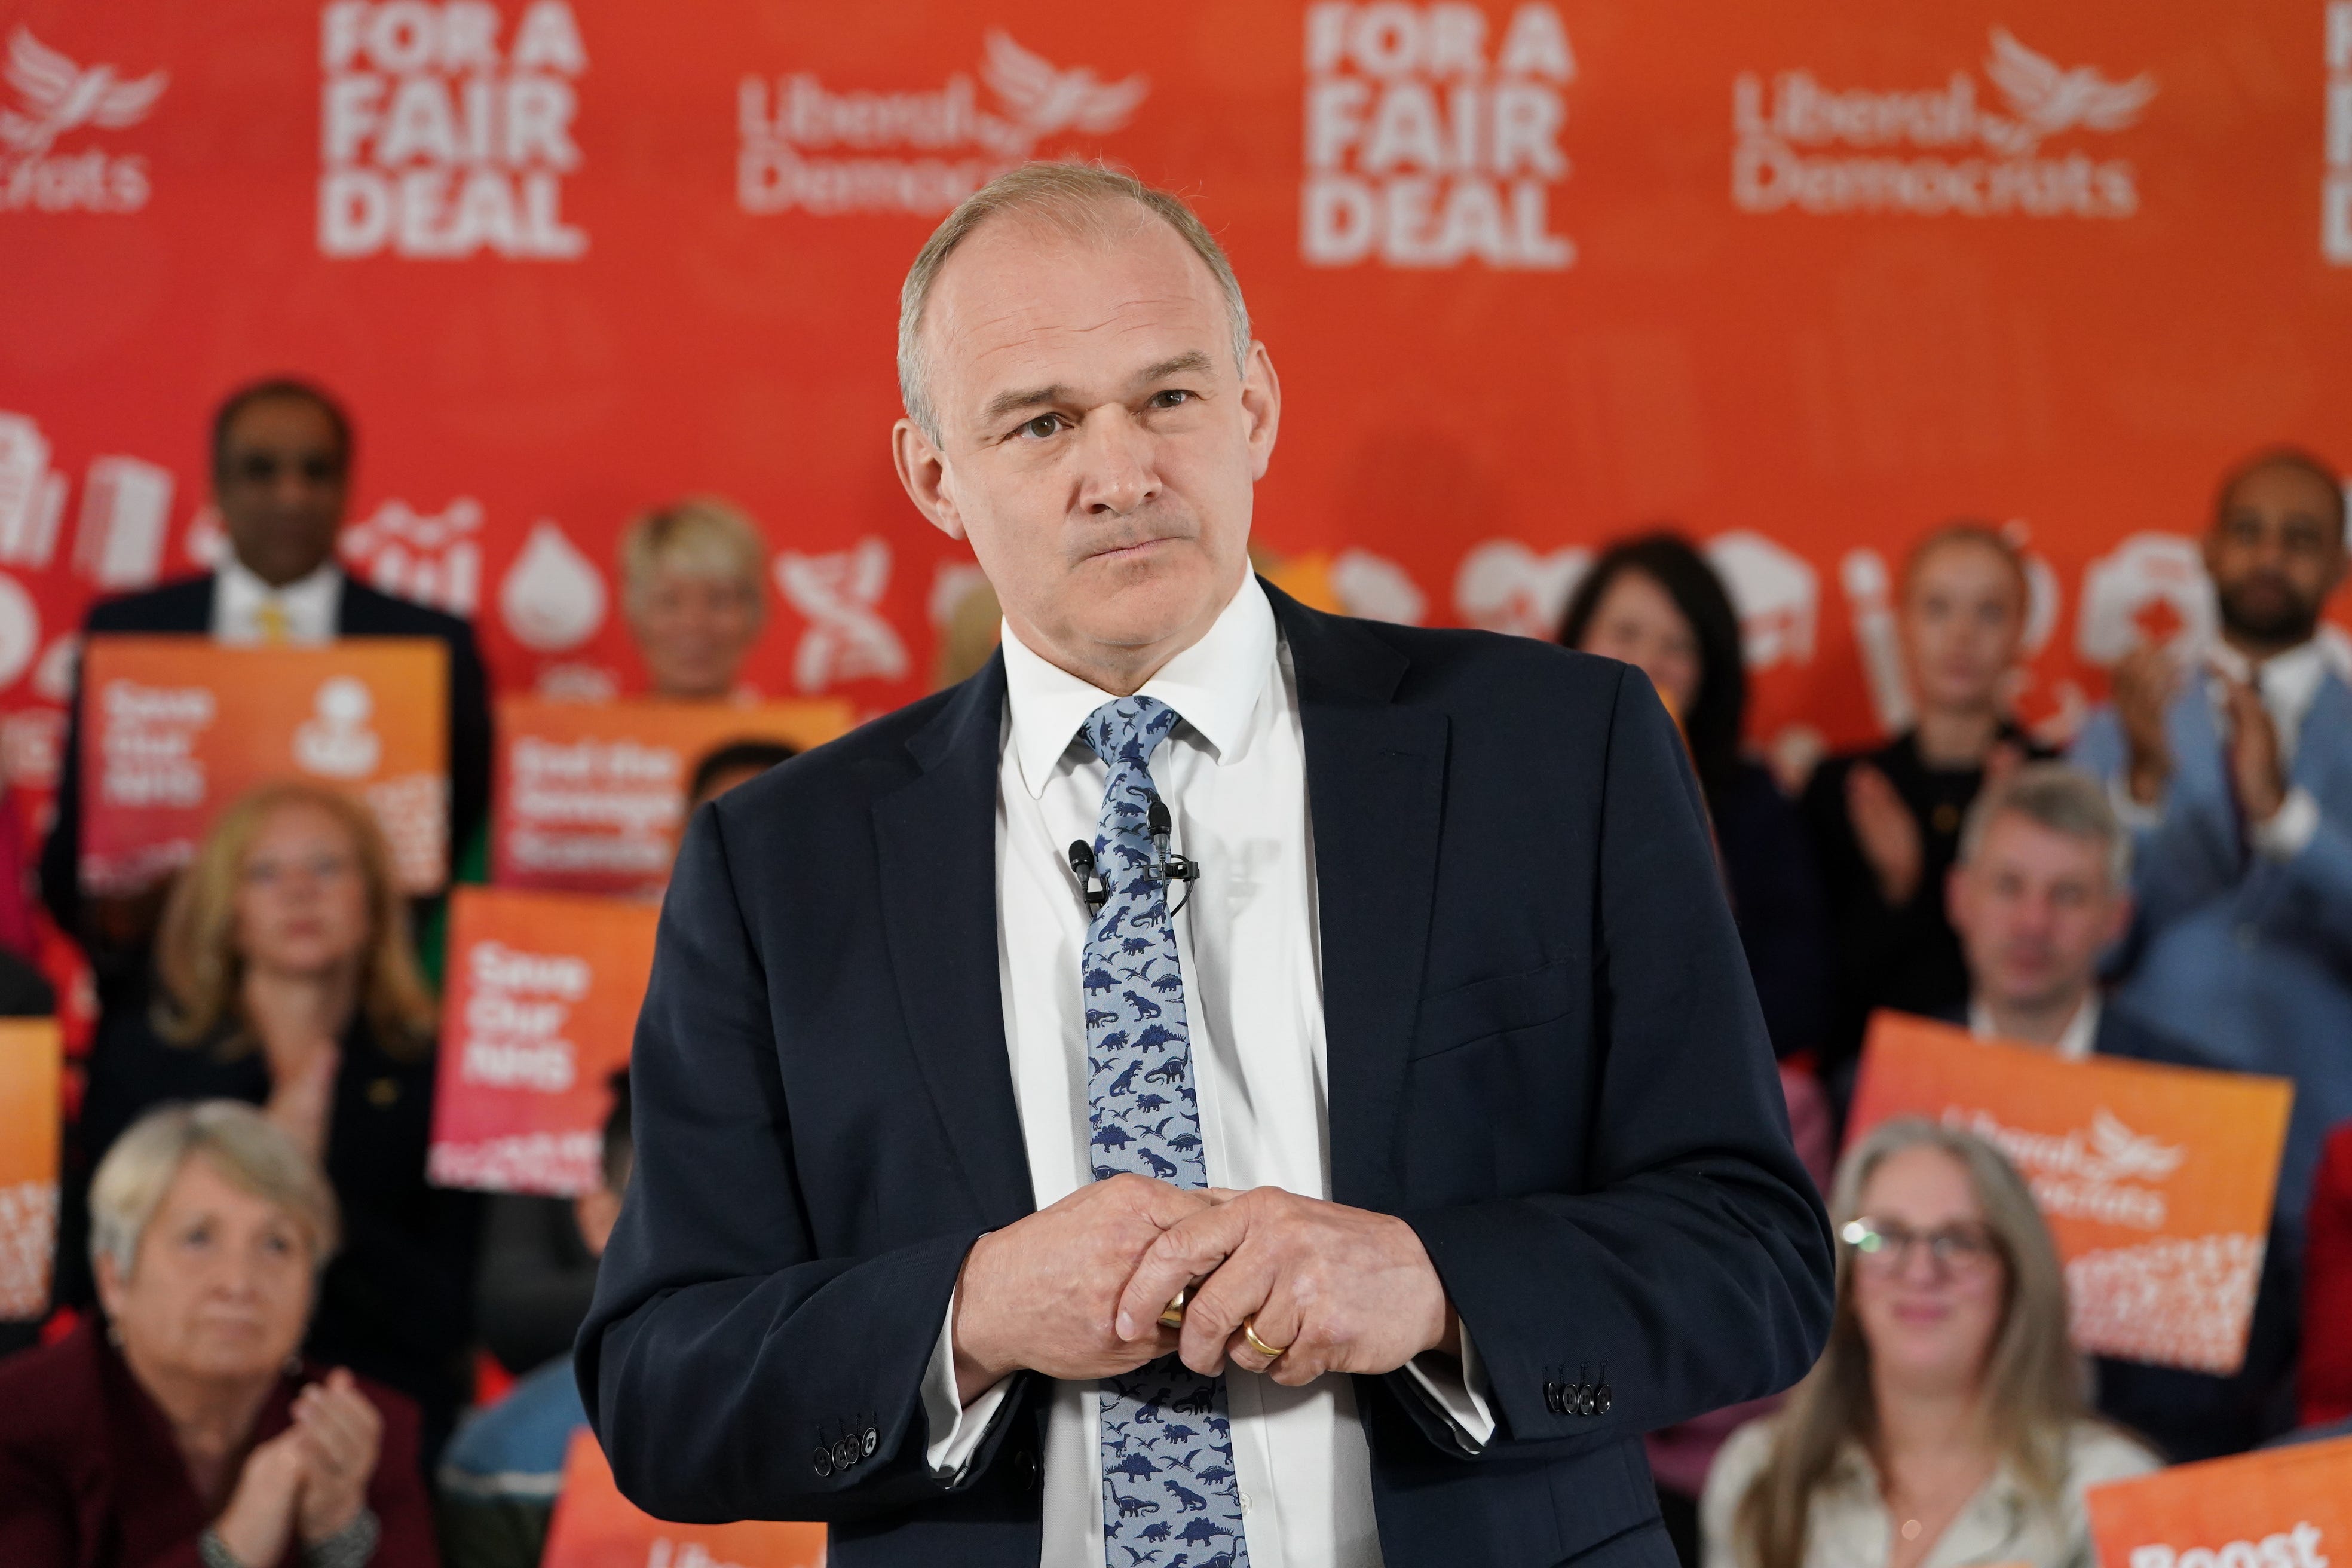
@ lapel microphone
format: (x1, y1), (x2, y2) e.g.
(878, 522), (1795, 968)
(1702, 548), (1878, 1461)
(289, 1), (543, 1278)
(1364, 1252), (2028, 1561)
(1066, 798), (1202, 918)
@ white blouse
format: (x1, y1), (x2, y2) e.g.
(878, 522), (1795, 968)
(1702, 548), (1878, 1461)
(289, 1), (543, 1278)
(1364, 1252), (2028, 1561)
(1699, 1416), (2160, 1568)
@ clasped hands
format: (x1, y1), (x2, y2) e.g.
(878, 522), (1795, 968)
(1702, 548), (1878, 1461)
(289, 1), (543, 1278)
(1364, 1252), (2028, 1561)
(951, 1174), (1456, 1407)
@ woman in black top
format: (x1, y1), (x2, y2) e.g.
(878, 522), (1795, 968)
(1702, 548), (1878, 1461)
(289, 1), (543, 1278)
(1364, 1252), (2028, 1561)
(62, 782), (479, 1457)
(1561, 533), (1830, 1061)
(1800, 523), (2052, 1105)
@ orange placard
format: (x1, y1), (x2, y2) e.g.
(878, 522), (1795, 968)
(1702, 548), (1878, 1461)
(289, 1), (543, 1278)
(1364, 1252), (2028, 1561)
(0, 1019), (63, 1319)
(427, 887), (659, 1197)
(79, 637), (450, 895)
(541, 1429), (827, 1568)
(1848, 1011), (2293, 1374)
(2087, 1436), (2352, 1568)
(493, 699), (854, 898)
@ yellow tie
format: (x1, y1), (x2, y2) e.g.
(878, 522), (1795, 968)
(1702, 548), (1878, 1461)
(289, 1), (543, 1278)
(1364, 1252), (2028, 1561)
(253, 601), (290, 645)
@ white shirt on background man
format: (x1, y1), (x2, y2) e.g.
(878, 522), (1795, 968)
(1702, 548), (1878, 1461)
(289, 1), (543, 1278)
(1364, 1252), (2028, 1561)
(210, 553), (342, 645)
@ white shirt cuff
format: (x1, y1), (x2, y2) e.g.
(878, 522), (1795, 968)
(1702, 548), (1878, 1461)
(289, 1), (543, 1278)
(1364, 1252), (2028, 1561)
(921, 1286), (1015, 1481)
(1399, 1321), (1496, 1453)
(2252, 786), (2320, 862)
(2108, 774), (2164, 832)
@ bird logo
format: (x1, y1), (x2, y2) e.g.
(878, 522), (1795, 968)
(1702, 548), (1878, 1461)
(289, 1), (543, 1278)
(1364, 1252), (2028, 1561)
(0, 27), (168, 158)
(1979, 27), (2154, 156)
(2081, 1107), (2187, 1184)
(979, 31), (1147, 149)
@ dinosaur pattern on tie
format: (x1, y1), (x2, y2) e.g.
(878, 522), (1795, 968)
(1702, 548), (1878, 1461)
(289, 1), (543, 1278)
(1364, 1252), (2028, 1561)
(1079, 696), (1249, 1568)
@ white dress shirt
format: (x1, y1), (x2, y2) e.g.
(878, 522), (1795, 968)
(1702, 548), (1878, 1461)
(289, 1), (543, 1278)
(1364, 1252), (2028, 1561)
(918, 575), (1492, 1568)
(211, 553), (343, 645)
(1967, 994), (2099, 1061)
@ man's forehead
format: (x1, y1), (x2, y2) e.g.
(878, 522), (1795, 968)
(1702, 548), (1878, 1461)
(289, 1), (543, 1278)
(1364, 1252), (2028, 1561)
(2227, 461), (2339, 517)
(927, 218), (1227, 402)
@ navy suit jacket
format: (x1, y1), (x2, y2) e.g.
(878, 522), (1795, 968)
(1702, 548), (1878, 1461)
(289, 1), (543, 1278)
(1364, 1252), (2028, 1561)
(578, 584), (1834, 1568)
(39, 571), (493, 938)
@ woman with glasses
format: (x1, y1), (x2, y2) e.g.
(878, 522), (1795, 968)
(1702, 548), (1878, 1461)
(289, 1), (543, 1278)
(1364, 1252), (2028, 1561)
(57, 783), (480, 1459)
(1701, 1119), (2155, 1568)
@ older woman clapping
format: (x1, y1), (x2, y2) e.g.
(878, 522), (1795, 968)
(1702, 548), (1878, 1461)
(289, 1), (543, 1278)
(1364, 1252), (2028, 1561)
(0, 1101), (435, 1567)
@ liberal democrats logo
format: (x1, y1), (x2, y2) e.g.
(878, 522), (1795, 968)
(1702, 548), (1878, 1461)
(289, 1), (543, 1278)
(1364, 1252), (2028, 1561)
(0, 26), (167, 213)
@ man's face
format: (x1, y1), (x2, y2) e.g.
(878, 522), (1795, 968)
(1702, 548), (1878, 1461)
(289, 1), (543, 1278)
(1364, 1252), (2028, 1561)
(1947, 812), (2129, 1019)
(215, 396), (348, 587)
(893, 209), (1279, 686)
(2207, 463), (2347, 649)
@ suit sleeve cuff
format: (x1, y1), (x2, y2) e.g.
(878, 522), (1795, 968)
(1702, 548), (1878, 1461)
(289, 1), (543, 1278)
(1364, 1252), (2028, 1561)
(921, 1286), (1014, 1480)
(1399, 1321), (1496, 1453)
(2252, 786), (2320, 862)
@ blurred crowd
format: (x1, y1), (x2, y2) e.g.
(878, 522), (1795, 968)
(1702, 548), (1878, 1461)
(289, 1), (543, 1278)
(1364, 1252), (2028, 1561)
(0, 379), (2346, 1568)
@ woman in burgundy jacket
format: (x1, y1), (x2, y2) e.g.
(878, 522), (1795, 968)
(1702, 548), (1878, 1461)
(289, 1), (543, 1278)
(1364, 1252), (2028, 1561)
(0, 1101), (436, 1567)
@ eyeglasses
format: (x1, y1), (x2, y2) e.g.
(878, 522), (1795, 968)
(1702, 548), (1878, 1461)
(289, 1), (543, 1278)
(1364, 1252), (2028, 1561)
(1840, 1217), (2002, 1277)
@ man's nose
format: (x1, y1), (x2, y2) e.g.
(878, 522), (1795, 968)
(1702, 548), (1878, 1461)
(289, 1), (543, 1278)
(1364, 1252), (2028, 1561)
(1074, 409), (1161, 516)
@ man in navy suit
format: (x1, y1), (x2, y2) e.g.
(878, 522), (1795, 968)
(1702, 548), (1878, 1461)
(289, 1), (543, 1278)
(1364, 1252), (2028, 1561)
(580, 163), (1831, 1568)
(41, 378), (492, 949)
(1939, 761), (2299, 1459)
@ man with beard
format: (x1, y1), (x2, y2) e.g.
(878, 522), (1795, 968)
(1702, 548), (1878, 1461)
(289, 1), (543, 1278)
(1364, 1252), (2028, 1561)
(2073, 447), (2352, 1242)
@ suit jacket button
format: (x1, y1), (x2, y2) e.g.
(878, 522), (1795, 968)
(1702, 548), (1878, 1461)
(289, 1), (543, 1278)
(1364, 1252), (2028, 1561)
(813, 1447), (834, 1478)
(1573, 1384), (1595, 1416)
(1011, 1450), (1039, 1491)
(1595, 1385), (1613, 1416)
(833, 1437), (859, 1470)
(863, 1426), (880, 1458)
(1543, 1380), (1564, 1414)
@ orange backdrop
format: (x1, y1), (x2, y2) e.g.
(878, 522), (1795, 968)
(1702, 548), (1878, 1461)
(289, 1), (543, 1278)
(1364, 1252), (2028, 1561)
(4, 0), (2351, 823)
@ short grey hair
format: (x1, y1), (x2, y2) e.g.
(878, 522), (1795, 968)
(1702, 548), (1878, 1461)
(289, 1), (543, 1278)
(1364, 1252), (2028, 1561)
(1957, 761), (2132, 887)
(896, 161), (1253, 443)
(90, 1101), (340, 1282)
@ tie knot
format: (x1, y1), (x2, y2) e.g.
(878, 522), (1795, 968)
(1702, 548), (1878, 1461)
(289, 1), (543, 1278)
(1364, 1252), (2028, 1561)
(1080, 696), (1181, 772)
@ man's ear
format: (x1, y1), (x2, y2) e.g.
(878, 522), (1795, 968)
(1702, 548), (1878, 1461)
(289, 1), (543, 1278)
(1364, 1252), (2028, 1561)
(1240, 342), (1282, 483)
(1944, 862), (1971, 933)
(892, 418), (966, 541)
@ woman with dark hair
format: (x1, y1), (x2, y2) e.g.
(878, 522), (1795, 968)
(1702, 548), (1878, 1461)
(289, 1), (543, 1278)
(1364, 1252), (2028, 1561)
(1561, 533), (1830, 1060)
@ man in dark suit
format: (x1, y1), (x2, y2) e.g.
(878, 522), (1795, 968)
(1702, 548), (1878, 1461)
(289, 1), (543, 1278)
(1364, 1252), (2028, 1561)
(41, 378), (492, 949)
(580, 163), (1832, 1568)
(1939, 760), (2298, 1461)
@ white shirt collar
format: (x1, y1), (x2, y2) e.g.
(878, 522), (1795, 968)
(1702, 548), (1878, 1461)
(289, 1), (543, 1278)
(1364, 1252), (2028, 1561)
(1967, 993), (2100, 1062)
(999, 574), (1277, 800)
(2205, 636), (2330, 745)
(213, 552), (344, 645)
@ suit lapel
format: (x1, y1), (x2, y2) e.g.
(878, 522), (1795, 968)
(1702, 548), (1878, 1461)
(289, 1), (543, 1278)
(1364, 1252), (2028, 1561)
(871, 655), (1036, 1226)
(1267, 584), (1448, 1212)
(2295, 670), (2352, 796)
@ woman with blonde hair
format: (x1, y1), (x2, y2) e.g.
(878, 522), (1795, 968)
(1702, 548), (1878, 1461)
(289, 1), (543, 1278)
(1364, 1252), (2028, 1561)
(618, 496), (769, 700)
(1701, 1118), (2156, 1568)
(63, 782), (480, 1456)
(0, 1101), (438, 1566)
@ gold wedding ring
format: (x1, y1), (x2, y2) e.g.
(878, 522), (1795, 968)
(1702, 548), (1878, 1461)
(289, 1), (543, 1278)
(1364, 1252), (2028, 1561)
(1241, 1318), (1288, 1359)
(1158, 1284), (1192, 1330)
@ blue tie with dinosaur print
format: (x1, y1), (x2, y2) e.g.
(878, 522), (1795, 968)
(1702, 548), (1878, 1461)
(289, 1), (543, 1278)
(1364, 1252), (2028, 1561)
(1078, 695), (1249, 1568)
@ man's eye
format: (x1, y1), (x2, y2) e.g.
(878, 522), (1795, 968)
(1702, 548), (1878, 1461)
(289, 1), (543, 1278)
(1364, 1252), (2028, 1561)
(1018, 414), (1064, 440)
(1149, 389), (1193, 409)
